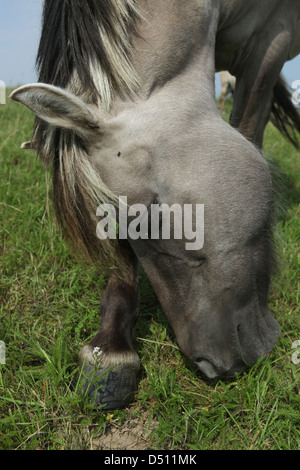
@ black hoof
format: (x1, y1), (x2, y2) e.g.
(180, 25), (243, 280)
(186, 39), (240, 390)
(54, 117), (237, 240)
(76, 363), (138, 410)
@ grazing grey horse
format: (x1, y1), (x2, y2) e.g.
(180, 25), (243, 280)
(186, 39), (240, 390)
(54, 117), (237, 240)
(219, 71), (236, 112)
(11, 0), (284, 410)
(216, 0), (300, 148)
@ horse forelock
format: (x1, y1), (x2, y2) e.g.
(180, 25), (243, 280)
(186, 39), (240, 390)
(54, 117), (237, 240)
(49, 128), (127, 275)
(36, 0), (141, 109)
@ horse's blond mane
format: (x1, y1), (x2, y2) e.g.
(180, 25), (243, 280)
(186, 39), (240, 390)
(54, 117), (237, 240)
(36, 0), (141, 109)
(33, 0), (142, 275)
(49, 130), (127, 274)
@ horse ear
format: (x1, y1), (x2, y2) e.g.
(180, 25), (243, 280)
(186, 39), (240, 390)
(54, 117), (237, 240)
(10, 84), (102, 138)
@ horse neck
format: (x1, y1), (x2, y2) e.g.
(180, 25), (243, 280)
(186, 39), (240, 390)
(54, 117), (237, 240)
(130, 0), (219, 102)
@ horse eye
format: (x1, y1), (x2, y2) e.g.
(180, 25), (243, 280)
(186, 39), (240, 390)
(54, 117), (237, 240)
(188, 256), (206, 268)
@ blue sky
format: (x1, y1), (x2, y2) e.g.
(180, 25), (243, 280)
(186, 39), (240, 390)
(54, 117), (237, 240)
(0, 0), (299, 96)
(0, 0), (43, 86)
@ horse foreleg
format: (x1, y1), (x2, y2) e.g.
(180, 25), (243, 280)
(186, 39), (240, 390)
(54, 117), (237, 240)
(229, 30), (290, 148)
(77, 244), (140, 409)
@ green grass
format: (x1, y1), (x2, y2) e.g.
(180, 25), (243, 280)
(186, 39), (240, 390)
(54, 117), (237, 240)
(0, 92), (299, 450)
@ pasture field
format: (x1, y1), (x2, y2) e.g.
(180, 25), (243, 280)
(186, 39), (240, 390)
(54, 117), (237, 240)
(0, 89), (299, 450)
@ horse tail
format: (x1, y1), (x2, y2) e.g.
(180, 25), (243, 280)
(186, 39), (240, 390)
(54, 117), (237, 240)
(270, 75), (300, 149)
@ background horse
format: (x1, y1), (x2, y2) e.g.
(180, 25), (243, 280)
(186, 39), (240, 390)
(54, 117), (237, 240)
(11, 0), (285, 409)
(219, 71), (236, 112)
(216, 0), (300, 148)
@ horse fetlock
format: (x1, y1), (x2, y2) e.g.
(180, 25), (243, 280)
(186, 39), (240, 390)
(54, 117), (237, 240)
(77, 346), (140, 409)
(79, 344), (140, 369)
